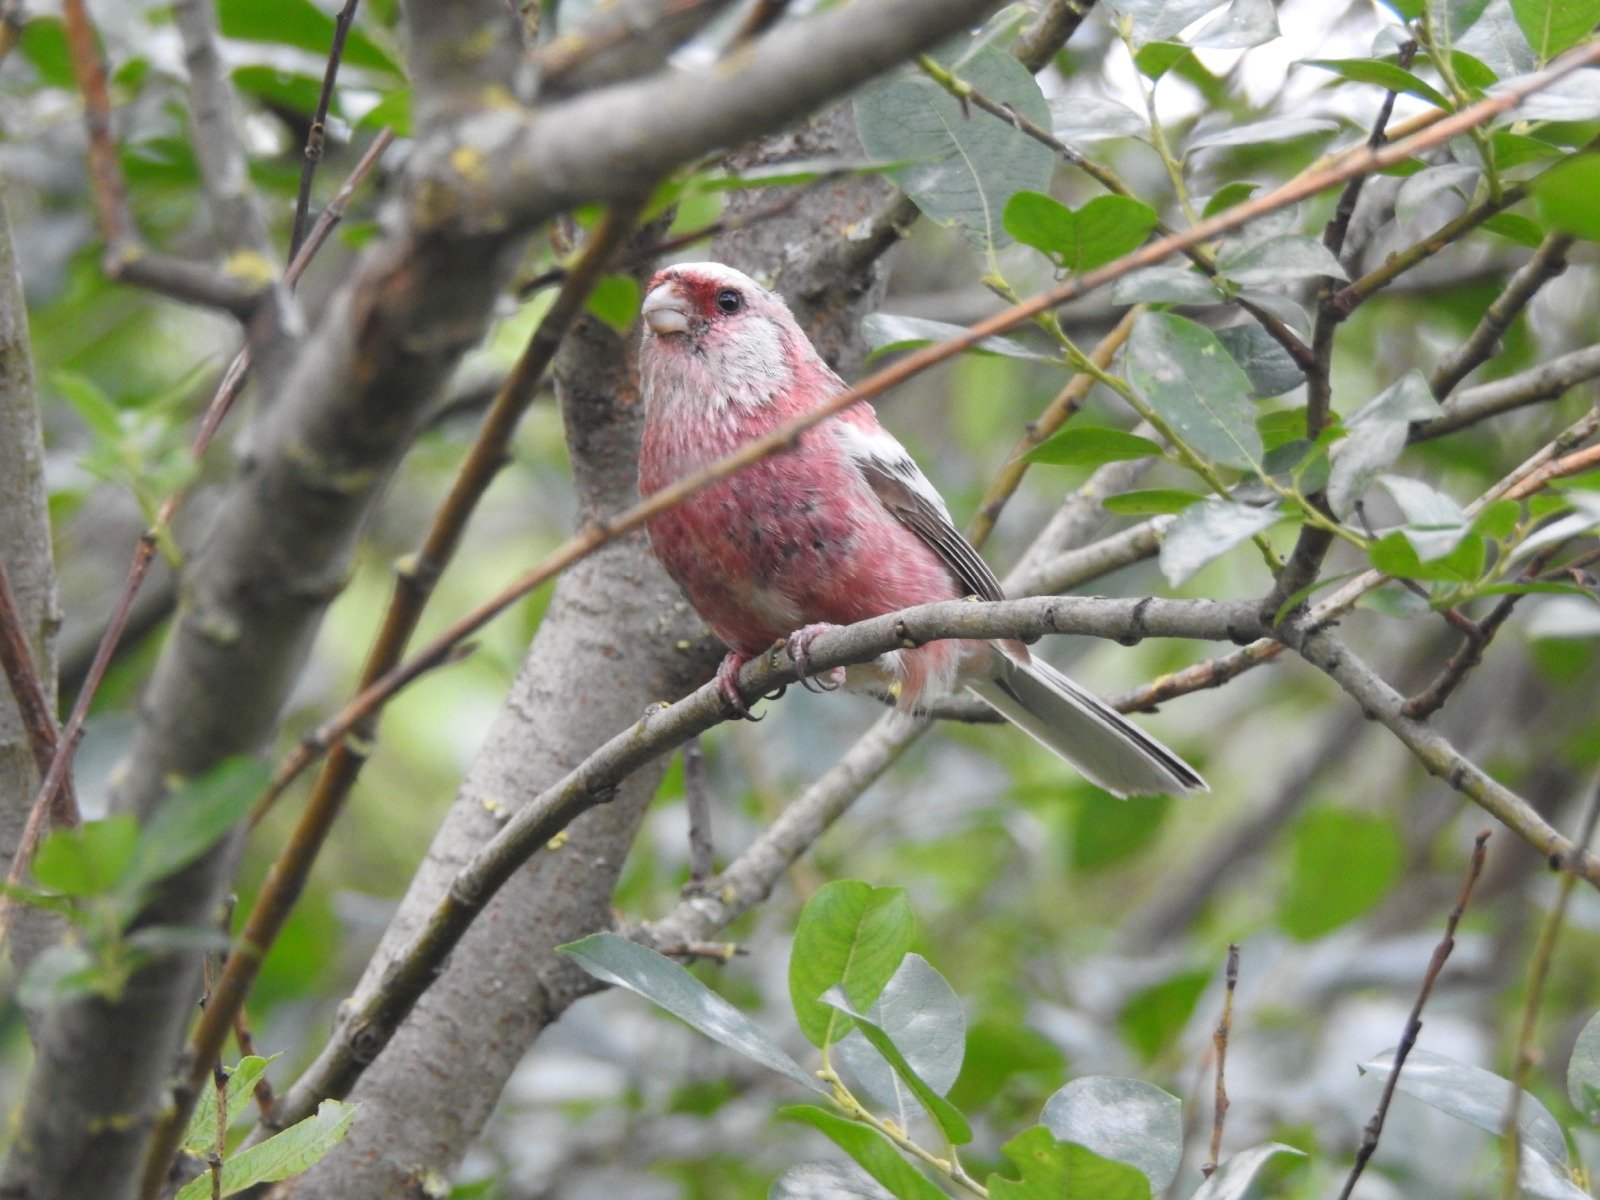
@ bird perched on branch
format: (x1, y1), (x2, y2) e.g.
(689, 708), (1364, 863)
(637, 262), (1204, 798)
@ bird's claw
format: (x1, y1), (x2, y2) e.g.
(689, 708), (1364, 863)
(714, 652), (763, 721)
(786, 624), (845, 693)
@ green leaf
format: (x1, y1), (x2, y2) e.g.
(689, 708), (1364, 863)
(1302, 58), (1451, 109)
(1214, 325), (1306, 399)
(855, 46), (1054, 249)
(1279, 810), (1402, 940)
(987, 1126), (1150, 1200)
(1048, 96), (1148, 146)
(1510, 0), (1600, 61)
(1203, 182), (1258, 217)
(790, 881), (914, 1048)
(1118, 969), (1209, 1061)
(217, 0), (399, 74)
(1369, 531), (1485, 584)
(1003, 193), (1159, 273)
(778, 1106), (947, 1200)
(560, 933), (821, 1091)
(173, 1099), (357, 1200)
(1133, 41), (1192, 80)
(1358, 1048), (1567, 1165)
(1102, 489), (1206, 516)
(823, 986), (971, 1144)
(834, 954), (965, 1116)
(33, 815), (139, 898)
(1379, 475), (1471, 560)
(1025, 427), (1164, 468)
(123, 758), (270, 895)
(1125, 313), (1262, 471)
(1105, 0), (1230, 46)
(184, 1056), (279, 1154)
(1041, 1076), (1181, 1192)
(355, 89), (412, 137)
(862, 314), (1048, 362)
(1110, 266), (1221, 307)
(1070, 794), (1172, 870)
(1190, 1143), (1305, 1199)
(1160, 500), (1281, 585)
(1532, 154), (1600, 243)
(1567, 1010), (1600, 1124)
(19, 18), (74, 88)
(1188, 0), (1279, 49)
(585, 275), (640, 335)
(54, 370), (123, 444)
(1217, 234), (1348, 286)
(1186, 116), (1337, 155)
(1481, 212), (1544, 248)
(1327, 372), (1439, 516)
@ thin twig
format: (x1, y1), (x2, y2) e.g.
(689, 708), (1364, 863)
(1336, 830), (1491, 1200)
(1202, 943), (1240, 1179)
(1500, 778), (1600, 1199)
(230, 1011), (278, 1124)
(1430, 234), (1573, 399)
(289, 0), (361, 258)
(683, 736), (714, 884)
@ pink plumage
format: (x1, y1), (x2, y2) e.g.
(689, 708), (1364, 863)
(637, 262), (1204, 798)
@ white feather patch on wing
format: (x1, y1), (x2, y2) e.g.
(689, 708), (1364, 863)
(834, 420), (1005, 602)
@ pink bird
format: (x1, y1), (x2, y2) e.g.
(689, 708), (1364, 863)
(637, 262), (1205, 798)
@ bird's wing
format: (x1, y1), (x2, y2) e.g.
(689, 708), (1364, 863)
(834, 418), (1004, 602)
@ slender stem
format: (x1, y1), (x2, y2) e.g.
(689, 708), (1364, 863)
(290, 0), (362, 258)
(1500, 779), (1600, 1200)
(1336, 831), (1491, 1200)
(1202, 944), (1240, 1178)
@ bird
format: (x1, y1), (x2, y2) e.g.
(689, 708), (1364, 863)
(636, 261), (1206, 798)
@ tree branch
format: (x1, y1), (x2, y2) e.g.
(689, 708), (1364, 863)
(1429, 233), (1573, 399)
(0, 183), (65, 982)
(1279, 619), (1600, 885)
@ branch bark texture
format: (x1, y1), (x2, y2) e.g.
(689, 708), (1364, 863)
(0, 184), (62, 977)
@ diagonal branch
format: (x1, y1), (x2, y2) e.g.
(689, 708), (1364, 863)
(1278, 619), (1600, 885)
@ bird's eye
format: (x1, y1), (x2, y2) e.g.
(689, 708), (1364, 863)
(714, 288), (743, 314)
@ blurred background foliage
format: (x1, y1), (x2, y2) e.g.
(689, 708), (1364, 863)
(3, 0), (1600, 1196)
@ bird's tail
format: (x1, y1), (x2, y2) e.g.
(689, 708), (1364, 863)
(966, 653), (1207, 798)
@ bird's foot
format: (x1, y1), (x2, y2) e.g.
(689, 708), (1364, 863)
(714, 651), (763, 721)
(786, 623), (846, 693)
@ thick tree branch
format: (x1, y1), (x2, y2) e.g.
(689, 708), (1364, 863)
(534, 0), (739, 97)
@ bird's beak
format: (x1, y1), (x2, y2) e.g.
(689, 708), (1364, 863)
(642, 282), (693, 336)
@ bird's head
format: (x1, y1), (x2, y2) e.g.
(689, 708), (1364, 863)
(640, 262), (805, 412)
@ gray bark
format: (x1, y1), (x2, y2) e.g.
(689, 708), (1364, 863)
(0, 180), (62, 976)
